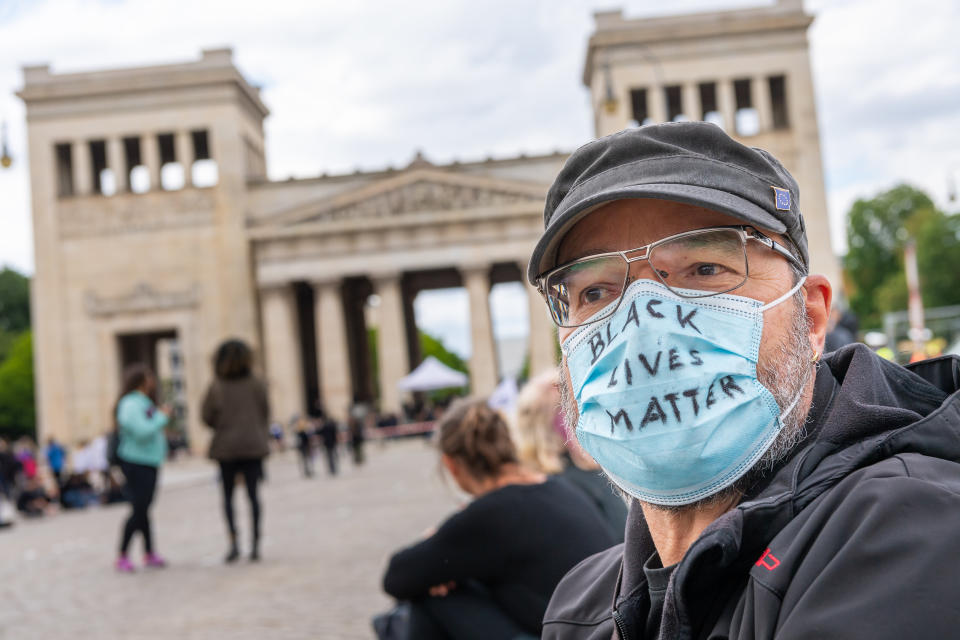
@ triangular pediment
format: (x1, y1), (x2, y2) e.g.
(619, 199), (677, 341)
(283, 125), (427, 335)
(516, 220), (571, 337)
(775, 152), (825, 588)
(257, 168), (547, 229)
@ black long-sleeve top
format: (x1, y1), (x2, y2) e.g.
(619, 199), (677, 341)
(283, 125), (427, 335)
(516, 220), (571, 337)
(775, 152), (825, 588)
(382, 476), (618, 633)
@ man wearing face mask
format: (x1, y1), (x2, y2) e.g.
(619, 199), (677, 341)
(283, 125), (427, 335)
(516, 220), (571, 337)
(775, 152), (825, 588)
(529, 122), (960, 640)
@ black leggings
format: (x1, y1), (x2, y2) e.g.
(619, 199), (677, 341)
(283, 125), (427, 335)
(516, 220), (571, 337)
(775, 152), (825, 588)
(405, 582), (534, 640)
(219, 459), (263, 543)
(119, 461), (158, 555)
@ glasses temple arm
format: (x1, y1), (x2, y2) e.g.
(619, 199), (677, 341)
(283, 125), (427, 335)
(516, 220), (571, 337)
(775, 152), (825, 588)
(749, 229), (807, 273)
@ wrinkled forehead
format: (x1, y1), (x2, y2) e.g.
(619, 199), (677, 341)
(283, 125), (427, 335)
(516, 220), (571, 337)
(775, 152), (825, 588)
(556, 198), (764, 264)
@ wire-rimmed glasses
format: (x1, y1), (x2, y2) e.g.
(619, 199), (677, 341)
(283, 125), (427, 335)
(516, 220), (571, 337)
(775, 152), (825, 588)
(537, 226), (804, 328)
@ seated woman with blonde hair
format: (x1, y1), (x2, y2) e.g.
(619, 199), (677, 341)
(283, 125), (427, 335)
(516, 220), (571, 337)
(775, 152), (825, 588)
(380, 398), (616, 640)
(513, 369), (627, 542)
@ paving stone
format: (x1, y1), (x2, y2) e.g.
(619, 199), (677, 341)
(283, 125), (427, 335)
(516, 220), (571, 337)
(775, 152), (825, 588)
(0, 440), (457, 639)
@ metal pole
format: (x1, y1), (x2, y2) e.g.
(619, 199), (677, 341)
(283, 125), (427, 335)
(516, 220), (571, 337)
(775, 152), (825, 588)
(904, 239), (927, 358)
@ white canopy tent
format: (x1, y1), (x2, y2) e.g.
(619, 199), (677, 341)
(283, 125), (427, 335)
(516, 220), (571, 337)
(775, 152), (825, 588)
(396, 356), (469, 392)
(487, 377), (519, 413)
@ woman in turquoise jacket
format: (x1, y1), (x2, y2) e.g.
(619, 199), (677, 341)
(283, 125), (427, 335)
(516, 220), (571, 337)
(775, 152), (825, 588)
(114, 364), (171, 573)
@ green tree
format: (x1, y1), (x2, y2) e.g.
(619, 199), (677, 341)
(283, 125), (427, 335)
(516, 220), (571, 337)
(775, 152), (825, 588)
(0, 267), (31, 362)
(0, 267), (30, 333)
(0, 331), (35, 439)
(843, 184), (960, 328)
(912, 206), (960, 309)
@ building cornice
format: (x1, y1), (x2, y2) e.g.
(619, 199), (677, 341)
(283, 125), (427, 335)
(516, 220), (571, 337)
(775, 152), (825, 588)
(17, 48), (269, 120)
(583, 4), (813, 85)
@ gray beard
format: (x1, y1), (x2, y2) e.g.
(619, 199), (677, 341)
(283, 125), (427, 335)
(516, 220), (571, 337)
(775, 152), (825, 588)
(558, 290), (814, 514)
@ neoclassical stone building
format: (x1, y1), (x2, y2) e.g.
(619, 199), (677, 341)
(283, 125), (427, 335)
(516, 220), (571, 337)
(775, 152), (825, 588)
(19, 0), (838, 450)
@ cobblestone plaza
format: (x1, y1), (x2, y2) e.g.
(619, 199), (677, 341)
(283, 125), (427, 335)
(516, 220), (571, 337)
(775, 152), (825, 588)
(0, 441), (456, 639)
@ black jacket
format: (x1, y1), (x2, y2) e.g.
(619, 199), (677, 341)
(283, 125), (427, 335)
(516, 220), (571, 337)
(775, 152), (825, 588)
(543, 345), (960, 639)
(383, 477), (617, 634)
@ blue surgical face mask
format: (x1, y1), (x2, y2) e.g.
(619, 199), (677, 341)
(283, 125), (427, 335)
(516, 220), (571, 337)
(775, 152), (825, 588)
(562, 277), (807, 506)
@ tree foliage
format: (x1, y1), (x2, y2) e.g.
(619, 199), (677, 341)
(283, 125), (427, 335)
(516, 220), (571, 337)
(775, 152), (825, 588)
(0, 331), (35, 439)
(844, 184), (960, 329)
(0, 267), (30, 333)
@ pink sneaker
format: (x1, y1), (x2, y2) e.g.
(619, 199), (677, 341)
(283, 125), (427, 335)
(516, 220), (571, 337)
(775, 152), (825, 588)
(115, 556), (135, 573)
(144, 552), (167, 568)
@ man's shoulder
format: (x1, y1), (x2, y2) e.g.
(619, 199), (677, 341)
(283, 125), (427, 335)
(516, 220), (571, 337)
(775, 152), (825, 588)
(541, 543), (623, 639)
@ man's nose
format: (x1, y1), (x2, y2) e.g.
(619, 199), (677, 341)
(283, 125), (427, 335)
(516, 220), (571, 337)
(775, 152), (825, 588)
(627, 258), (662, 283)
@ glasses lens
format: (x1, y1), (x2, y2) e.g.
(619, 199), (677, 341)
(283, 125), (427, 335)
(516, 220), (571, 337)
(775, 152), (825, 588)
(649, 229), (747, 296)
(545, 255), (627, 327)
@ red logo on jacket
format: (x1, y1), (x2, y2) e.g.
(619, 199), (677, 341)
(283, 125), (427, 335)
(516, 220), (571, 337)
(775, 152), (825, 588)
(756, 548), (780, 571)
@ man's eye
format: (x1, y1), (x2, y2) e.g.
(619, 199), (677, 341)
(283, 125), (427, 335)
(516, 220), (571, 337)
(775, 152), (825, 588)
(695, 263), (724, 276)
(580, 285), (613, 305)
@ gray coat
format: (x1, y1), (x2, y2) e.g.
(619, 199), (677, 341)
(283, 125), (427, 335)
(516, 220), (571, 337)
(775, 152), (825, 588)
(202, 376), (271, 461)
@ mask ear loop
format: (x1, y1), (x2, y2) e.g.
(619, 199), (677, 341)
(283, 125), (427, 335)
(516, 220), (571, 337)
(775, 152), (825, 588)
(759, 276), (807, 312)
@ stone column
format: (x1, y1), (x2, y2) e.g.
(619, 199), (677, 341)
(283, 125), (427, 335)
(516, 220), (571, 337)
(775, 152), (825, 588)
(462, 266), (498, 396)
(313, 279), (352, 422)
(73, 139), (92, 196)
(682, 83), (701, 121)
(718, 79), (737, 134)
(752, 75), (773, 134)
(107, 137), (127, 193)
(648, 85), (667, 124)
(260, 283), (305, 423)
(525, 280), (558, 377)
(141, 133), (162, 191)
(175, 130), (194, 188)
(372, 274), (410, 416)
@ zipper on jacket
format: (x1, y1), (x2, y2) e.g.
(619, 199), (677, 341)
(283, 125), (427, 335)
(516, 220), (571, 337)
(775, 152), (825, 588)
(613, 608), (630, 640)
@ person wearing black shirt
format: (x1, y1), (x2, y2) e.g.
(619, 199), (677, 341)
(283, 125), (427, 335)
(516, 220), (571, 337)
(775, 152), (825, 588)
(380, 399), (617, 639)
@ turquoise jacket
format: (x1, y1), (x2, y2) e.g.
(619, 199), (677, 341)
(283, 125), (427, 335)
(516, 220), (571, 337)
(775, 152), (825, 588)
(116, 391), (169, 467)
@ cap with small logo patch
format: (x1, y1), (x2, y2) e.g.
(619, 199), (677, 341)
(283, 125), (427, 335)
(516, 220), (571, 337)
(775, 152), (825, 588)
(527, 122), (809, 284)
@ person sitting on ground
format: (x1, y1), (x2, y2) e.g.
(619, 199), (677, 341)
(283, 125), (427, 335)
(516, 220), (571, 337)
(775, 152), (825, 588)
(60, 469), (99, 509)
(379, 399), (617, 640)
(16, 475), (54, 517)
(513, 369), (627, 543)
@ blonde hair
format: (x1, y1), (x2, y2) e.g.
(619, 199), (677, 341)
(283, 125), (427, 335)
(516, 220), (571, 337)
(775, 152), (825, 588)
(512, 370), (566, 474)
(437, 398), (518, 480)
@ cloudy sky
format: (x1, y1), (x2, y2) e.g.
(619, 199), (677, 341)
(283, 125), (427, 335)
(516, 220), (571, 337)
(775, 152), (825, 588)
(1, 0), (958, 357)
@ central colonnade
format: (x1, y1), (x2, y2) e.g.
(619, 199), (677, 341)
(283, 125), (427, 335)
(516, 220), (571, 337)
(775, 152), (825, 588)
(250, 168), (561, 424)
(258, 263), (556, 423)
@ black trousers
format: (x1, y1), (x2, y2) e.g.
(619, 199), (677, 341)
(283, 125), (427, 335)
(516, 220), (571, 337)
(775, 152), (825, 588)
(298, 447), (313, 478)
(218, 458), (263, 544)
(119, 461), (158, 555)
(323, 444), (338, 475)
(404, 582), (534, 640)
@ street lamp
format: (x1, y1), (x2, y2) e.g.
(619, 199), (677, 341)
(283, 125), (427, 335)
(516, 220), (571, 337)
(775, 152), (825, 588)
(0, 120), (12, 169)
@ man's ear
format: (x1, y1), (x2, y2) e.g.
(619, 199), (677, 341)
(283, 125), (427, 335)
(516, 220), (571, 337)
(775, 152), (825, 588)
(802, 275), (832, 355)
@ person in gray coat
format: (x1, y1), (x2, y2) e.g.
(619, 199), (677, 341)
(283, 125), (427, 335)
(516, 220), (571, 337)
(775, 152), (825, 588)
(202, 339), (271, 563)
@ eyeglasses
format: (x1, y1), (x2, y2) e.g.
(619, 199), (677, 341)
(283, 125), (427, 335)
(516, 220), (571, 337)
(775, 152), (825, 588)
(537, 225), (805, 328)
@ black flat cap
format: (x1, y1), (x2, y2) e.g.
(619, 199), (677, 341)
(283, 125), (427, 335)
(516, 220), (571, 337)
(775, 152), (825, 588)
(527, 122), (809, 284)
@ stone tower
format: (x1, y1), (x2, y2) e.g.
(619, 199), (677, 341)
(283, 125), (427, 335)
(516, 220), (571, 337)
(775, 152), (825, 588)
(583, 0), (840, 290)
(18, 48), (268, 449)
